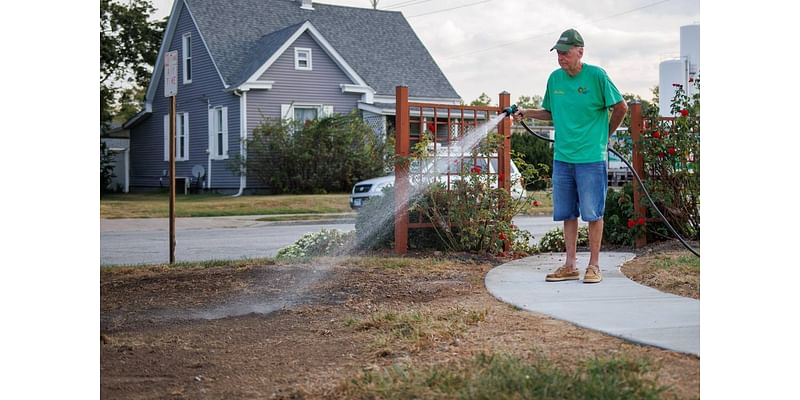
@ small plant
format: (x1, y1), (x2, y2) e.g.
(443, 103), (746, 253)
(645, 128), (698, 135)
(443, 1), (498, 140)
(275, 228), (354, 259)
(537, 226), (589, 253)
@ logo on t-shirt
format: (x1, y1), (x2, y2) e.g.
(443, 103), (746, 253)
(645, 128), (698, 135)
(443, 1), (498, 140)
(577, 87), (590, 94)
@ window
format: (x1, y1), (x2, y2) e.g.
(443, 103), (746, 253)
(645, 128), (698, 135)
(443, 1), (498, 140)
(294, 48), (312, 71)
(209, 107), (228, 159)
(293, 106), (318, 124)
(164, 113), (189, 161)
(182, 33), (192, 83)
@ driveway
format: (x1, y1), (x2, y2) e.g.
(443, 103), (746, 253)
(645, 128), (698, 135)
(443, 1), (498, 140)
(100, 215), (563, 266)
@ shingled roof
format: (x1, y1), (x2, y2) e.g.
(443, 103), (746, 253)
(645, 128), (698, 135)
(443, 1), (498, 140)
(183, 0), (460, 99)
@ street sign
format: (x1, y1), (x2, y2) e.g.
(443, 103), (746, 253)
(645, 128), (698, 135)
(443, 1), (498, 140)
(164, 50), (178, 97)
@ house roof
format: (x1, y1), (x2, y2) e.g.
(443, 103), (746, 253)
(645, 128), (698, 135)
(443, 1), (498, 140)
(184, 0), (460, 99)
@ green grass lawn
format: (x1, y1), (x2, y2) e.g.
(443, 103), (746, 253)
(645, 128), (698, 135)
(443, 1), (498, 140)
(100, 192), (353, 219)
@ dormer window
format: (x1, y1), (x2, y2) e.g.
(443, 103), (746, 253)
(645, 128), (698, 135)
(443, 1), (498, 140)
(294, 48), (312, 71)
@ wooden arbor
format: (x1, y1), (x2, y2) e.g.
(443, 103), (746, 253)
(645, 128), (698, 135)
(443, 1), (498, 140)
(393, 86), (512, 254)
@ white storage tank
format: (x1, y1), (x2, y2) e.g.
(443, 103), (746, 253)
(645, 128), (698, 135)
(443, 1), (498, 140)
(658, 59), (686, 117)
(680, 24), (700, 76)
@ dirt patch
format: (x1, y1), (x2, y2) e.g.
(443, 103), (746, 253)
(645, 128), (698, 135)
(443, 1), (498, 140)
(101, 253), (699, 399)
(622, 240), (700, 299)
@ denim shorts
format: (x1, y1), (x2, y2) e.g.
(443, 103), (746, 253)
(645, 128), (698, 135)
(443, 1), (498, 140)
(552, 160), (607, 222)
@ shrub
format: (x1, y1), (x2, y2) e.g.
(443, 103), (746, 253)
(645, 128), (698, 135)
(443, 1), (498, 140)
(614, 79), (700, 241)
(410, 132), (542, 255)
(236, 111), (392, 194)
(538, 226), (589, 253)
(275, 228), (354, 259)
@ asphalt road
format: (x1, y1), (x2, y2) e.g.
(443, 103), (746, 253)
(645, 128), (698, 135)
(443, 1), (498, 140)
(100, 215), (563, 266)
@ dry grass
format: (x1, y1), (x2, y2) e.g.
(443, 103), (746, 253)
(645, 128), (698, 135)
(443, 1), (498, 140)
(622, 249), (700, 299)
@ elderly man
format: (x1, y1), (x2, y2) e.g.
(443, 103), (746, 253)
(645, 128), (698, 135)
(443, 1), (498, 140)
(514, 29), (628, 283)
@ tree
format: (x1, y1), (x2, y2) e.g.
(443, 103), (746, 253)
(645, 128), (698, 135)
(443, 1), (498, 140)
(515, 94), (542, 110)
(101, 142), (116, 194)
(469, 92), (492, 106)
(100, 0), (165, 131)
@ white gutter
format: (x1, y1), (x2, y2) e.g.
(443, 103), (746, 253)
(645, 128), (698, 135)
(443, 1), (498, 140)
(231, 89), (248, 197)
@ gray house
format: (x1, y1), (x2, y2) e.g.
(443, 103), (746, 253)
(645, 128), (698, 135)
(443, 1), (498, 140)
(127, 0), (461, 194)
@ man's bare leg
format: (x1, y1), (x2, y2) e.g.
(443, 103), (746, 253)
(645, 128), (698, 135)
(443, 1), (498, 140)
(563, 218), (578, 270)
(588, 218), (604, 266)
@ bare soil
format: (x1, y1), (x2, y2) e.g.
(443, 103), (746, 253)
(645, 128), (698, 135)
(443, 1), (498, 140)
(101, 251), (699, 399)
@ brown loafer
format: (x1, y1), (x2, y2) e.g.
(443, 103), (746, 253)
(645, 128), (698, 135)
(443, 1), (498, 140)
(583, 265), (602, 283)
(545, 265), (580, 282)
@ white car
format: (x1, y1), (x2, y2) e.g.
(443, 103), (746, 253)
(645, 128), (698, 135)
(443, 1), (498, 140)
(350, 156), (527, 209)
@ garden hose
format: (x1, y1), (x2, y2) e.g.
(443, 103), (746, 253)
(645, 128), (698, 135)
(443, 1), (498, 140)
(503, 108), (699, 257)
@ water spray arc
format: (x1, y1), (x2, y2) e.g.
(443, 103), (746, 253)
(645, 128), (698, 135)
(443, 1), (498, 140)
(501, 105), (700, 257)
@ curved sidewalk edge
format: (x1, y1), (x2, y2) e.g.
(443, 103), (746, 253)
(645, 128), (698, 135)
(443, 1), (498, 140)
(485, 252), (699, 357)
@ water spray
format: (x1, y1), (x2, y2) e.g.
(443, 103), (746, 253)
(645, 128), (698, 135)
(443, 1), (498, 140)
(502, 105), (700, 257)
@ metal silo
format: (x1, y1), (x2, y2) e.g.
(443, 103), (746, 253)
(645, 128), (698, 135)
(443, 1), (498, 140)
(658, 59), (687, 117)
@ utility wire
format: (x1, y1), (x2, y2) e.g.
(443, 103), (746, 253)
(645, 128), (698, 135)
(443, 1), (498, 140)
(383, 0), (435, 10)
(441, 0), (673, 59)
(407, 0), (493, 18)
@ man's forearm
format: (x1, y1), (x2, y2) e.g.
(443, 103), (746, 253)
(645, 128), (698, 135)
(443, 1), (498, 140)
(521, 109), (552, 121)
(608, 102), (628, 136)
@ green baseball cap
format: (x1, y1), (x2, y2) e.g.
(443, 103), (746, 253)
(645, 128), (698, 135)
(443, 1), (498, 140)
(550, 28), (584, 51)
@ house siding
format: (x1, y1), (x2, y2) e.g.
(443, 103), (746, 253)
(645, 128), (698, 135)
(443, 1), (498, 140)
(130, 4), (241, 191)
(245, 32), (362, 189)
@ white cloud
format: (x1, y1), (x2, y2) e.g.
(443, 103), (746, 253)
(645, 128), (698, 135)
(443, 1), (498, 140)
(152, 0), (699, 102)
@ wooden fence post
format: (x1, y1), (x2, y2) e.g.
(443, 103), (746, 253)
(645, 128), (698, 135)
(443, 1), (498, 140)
(498, 91), (511, 252)
(629, 102), (647, 248)
(394, 86), (409, 254)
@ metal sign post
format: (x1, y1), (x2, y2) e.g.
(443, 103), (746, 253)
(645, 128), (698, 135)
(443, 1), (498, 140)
(165, 51), (178, 264)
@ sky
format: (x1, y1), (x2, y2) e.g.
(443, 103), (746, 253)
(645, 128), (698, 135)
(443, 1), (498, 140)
(152, 0), (699, 104)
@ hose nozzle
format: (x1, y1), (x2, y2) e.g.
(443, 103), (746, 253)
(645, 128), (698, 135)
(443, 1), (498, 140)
(502, 104), (519, 117)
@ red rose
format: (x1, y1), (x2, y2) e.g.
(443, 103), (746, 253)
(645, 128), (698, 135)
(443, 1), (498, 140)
(658, 151), (665, 159)
(510, 224), (518, 230)
(532, 200), (540, 207)
(680, 109), (689, 117)
(499, 232), (507, 241)
(627, 219), (636, 229)
(668, 147), (677, 156)
(637, 217), (646, 225)
(652, 131), (661, 139)
(426, 122), (435, 132)
(470, 166), (482, 174)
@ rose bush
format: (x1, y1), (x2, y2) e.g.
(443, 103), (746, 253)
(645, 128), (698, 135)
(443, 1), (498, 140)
(610, 78), (700, 244)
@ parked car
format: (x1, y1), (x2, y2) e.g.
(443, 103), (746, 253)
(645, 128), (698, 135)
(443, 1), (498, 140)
(350, 155), (527, 209)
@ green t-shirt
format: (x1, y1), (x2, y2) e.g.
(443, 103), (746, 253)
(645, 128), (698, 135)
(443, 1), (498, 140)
(541, 63), (623, 163)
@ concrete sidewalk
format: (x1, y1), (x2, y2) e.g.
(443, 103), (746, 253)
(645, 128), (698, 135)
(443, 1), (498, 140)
(485, 252), (699, 357)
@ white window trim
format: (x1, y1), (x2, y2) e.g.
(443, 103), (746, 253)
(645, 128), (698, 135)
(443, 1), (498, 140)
(209, 106), (229, 160)
(182, 33), (192, 84)
(294, 47), (312, 71)
(164, 113), (190, 161)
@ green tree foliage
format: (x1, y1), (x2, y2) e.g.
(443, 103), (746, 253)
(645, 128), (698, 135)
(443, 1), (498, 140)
(100, 0), (165, 131)
(511, 133), (552, 190)
(469, 92), (492, 106)
(239, 112), (391, 194)
(515, 94), (542, 110)
(100, 142), (116, 194)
